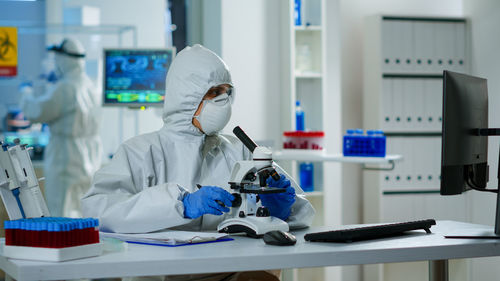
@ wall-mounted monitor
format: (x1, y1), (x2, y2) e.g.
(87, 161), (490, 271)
(103, 48), (175, 107)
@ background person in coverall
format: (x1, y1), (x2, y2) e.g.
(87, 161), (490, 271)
(20, 37), (102, 217)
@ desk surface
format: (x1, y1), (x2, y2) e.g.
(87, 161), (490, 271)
(2, 221), (500, 281)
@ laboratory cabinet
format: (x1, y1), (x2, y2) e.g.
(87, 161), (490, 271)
(363, 15), (469, 281)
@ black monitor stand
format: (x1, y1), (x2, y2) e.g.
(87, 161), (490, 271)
(445, 128), (500, 238)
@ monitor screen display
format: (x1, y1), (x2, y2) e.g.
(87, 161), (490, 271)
(103, 48), (175, 106)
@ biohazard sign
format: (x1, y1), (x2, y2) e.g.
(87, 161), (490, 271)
(0, 27), (18, 77)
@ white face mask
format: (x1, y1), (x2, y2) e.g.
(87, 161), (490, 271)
(194, 93), (232, 135)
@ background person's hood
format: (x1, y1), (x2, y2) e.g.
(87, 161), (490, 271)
(162, 44), (233, 136)
(51, 38), (85, 76)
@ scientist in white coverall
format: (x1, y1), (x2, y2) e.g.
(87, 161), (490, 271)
(82, 44), (314, 281)
(20, 38), (102, 217)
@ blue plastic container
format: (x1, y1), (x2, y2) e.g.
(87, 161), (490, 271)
(294, 0), (302, 26)
(295, 101), (305, 131)
(299, 162), (314, 192)
(343, 129), (386, 157)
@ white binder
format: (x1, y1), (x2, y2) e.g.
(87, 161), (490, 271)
(433, 22), (446, 74)
(392, 137), (403, 190)
(437, 22), (456, 74)
(412, 79), (425, 131)
(423, 79), (433, 130)
(392, 79), (404, 131)
(381, 20), (395, 73)
(434, 137), (442, 188)
(400, 21), (414, 73)
(427, 137), (435, 188)
(383, 137), (396, 190)
(455, 22), (466, 72)
(382, 78), (393, 130)
(392, 21), (406, 73)
(443, 22), (457, 72)
(432, 79), (443, 130)
(423, 137), (434, 187)
(414, 137), (427, 188)
(428, 137), (437, 189)
(425, 22), (436, 74)
(414, 22), (431, 73)
(448, 23), (459, 72)
(404, 136), (414, 188)
(403, 79), (415, 130)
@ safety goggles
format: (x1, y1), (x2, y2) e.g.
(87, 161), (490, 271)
(204, 86), (233, 104)
(47, 40), (86, 58)
(209, 92), (233, 106)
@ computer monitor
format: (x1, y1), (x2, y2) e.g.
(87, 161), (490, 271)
(103, 48), (175, 107)
(441, 71), (489, 195)
(441, 70), (500, 236)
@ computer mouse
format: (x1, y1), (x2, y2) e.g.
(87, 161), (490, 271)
(263, 230), (297, 246)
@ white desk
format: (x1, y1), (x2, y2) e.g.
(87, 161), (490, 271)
(1, 221), (500, 281)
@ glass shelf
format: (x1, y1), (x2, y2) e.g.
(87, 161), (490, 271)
(295, 72), (322, 78)
(0, 22), (136, 36)
(295, 25), (322, 31)
(273, 149), (403, 164)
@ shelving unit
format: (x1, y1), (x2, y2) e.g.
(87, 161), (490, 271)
(280, 0), (327, 215)
(363, 15), (469, 281)
(279, 2), (404, 281)
(280, 0), (332, 280)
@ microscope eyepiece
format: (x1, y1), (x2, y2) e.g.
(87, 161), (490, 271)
(233, 126), (258, 152)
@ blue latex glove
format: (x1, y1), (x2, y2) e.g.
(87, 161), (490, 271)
(182, 186), (234, 219)
(260, 174), (296, 221)
(46, 71), (58, 83)
(19, 81), (33, 89)
(38, 71), (58, 83)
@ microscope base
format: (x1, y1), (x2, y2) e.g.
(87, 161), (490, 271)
(217, 216), (289, 238)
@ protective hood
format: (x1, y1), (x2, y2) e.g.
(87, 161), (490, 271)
(49, 38), (85, 76)
(162, 44), (232, 136)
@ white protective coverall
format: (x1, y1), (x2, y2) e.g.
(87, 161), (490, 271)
(82, 44), (314, 281)
(82, 44), (315, 234)
(21, 38), (102, 217)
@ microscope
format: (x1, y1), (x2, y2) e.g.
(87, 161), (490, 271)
(0, 139), (50, 220)
(217, 126), (290, 238)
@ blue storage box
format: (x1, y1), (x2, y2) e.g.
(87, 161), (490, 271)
(343, 129), (386, 157)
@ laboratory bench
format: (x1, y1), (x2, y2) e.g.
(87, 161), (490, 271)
(1, 221), (500, 281)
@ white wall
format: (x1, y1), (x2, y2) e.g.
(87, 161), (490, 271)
(339, 0), (463, 227)
(220, 0), (282, 145)
(202, 0), (222, 56)
(462, 1), (500, 279)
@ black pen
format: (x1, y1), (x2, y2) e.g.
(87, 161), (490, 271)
(196, 184), (226, 207)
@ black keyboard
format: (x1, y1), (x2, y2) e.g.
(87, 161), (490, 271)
(304, 219), (436, 243)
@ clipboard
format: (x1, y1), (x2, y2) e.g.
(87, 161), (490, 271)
(125, 237), (234, 247)
(100, 230), (233, 247)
